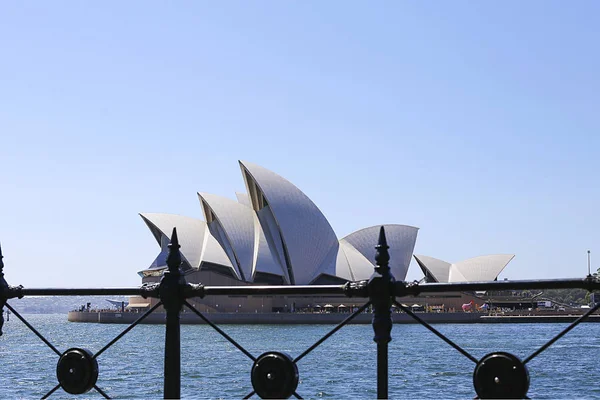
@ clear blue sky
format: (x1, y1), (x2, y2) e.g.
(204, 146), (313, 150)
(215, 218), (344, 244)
(1, 2), (598, 287)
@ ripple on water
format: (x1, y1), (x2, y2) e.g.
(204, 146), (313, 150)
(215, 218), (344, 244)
(1, 316), (599, 398)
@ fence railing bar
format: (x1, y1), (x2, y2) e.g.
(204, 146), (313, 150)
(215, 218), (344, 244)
(293, 390), (303, 399)
(5, 302), (61, 356)
(523, 300), (600, 364)
(394, 301), (478, 364)
(17, 288), (143, 297)
(11, 276), (599, 299)
(293, 302), (371, 364)
(201, 285), (348, 296)
(94, 385), (111, 399)
(243, 390), (255, 399)
(93, 302), (163, 359)
(184, 301), (256, 362)
(41, 384), (60, 399)
(397, 276), (600, 296)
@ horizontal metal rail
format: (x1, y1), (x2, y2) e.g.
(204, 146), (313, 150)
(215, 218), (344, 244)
(400, 277), (600, 294)
(6, 277), (599, 299)
(17, 288), (144, 296)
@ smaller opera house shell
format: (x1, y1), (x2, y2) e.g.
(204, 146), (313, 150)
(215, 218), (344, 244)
(414, 254), (515, 283)
(139, 161), (419, 312)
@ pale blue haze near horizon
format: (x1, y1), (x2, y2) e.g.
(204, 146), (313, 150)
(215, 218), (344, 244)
(1, 2), (598, 287)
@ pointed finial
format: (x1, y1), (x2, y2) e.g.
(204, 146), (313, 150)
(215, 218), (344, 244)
(166, 228), (182, 274)
(170, 228), (180, 249)
(375, 226), (390, 272)
(378, 226), (388, 248)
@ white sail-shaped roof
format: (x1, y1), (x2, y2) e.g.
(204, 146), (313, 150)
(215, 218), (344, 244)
(139, 213), (206, 270)
(199, 193), (256, 282)
(338, 239), (377, 281)
(239, 160), (339, 285)
(252, 212), (288, 283)
(413, 255), (452, 283)
(451, 254), (515, 282)
(199, 225), (237, 276)
(139, 213), (235, 276)
(341, 225), (419, 281)
(415, 254), (515, 283)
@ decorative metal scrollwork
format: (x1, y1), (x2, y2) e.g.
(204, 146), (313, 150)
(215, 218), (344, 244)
(473, 352), (529, 399)
(251, 352), (299, 399)
(56, 348), (99, 395)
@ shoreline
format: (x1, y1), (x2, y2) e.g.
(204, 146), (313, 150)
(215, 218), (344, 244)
(67, 311), (600, 325)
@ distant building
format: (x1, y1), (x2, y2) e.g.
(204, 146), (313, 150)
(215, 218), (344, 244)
(134, 161), (514, 313)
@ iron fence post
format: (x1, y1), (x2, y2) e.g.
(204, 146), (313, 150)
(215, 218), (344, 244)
(0, 243), (6, 335)
(368, 227), (394, 399)
(160, 228), (185, 399)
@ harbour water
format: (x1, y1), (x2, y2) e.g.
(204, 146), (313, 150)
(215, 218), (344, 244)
(1, 314), (599, 399)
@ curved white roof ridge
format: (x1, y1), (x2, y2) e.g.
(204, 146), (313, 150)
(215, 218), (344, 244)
(448, 264), (469, 282)
(454, 254), (516, 264)
(342, 224), (419, 281)
(139, 213), (207, 270)
(339, 239), (377, 280)
(198, 192), (256, 281)
(453, 254), (515, 282)
(199, 224), (237, 276)
(239, 160), (339, 285)
(414, 254), (515, 283)
(413, 254), (452, 283)
(251, 212), (288, 282)
(334, 241), (355, 281)
(139, 212), (235, 276)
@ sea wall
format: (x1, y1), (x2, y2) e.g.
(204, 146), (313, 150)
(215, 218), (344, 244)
(67, 311), (484, 324)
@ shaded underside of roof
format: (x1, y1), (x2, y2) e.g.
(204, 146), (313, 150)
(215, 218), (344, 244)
(199, 192), (256, 282)
(413, 255), (452, 283)
(139, 213), (236, 278)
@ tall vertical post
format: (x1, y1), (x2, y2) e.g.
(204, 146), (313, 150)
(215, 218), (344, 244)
(588, 250), (591, 276)
(0, 243), (6, 336)
(368, 227), (394, 399)
(161, 228), (184, 399)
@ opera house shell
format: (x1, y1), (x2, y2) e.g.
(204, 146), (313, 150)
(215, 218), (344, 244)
(413, 254), (515, 283)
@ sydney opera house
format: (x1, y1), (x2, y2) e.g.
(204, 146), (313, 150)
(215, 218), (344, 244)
(132, 161), (514, 313)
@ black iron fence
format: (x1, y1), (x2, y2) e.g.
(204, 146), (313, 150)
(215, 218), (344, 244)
(1, 227), (599, 399)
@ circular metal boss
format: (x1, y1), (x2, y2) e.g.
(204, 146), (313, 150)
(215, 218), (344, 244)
(251, 351), (299, 399)
(56, 348), (99, 395)
(473, 352), (529, 399)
